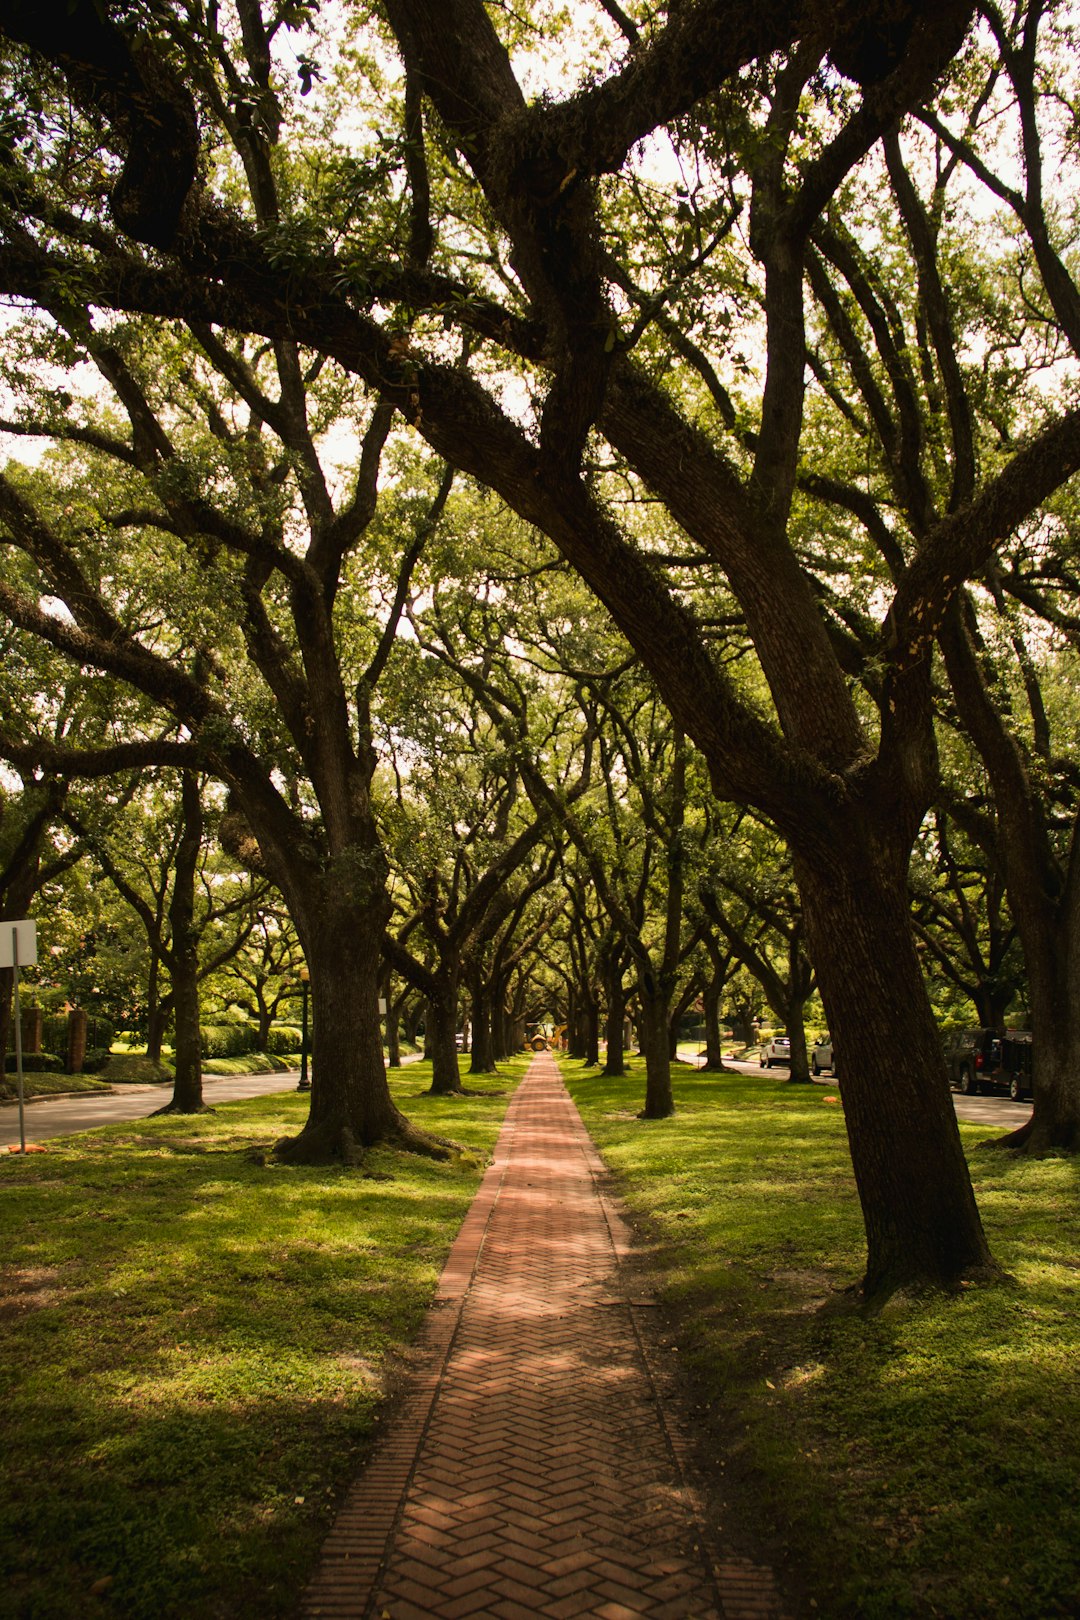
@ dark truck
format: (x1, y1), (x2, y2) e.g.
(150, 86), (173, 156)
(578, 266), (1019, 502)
(945, 1027), (1033, 1102)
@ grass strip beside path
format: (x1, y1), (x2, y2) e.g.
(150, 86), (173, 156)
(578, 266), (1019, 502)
(0, 1073), (113, 1102)
(0, 1057), (526, 1620)
(563, 1057), (1080, 1620)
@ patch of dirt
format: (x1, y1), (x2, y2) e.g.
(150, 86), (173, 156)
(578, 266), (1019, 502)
(0, 1265), (60, 1321)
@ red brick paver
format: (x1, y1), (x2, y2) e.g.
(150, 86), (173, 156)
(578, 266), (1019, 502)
(303, 1055), (787, 1619)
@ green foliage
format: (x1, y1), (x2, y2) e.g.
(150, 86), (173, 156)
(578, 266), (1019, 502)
(265, 1025), (302, 1055)
(198, 1022), (258, 1060)
(4, 1051), (63, 1074)
(564, 1059), (1080, 1619)
(200, 1052), (294, 1077)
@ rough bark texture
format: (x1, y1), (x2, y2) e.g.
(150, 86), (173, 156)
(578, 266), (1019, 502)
(583, 993), (600, 1068)
(600, 942), (629, 1076)
(468, 964), (498, 1074)
(152, 774), (205, 1115)
(275, 900), (448, 1163)
(425, 976), (464, 1096)
(700, 971), (730, 1072)
(941, 604), (1080, 1153)
(637, 982), (675, 1119)
(155, 948), (204, 1113)
(784, 1002), (812, 1084)
(798, 850), (997, 1297)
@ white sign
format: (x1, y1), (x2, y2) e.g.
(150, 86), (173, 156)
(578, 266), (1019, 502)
(0, 920), (37, 969)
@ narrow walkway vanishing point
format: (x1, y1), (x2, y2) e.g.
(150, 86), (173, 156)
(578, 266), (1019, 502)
(303, 1054), (787, 1620)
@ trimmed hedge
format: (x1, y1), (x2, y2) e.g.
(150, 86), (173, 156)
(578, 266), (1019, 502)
(4, 1051), (64, 1074)
(266, 1024), (302, 1055)
(199, 1023), (257, 1059)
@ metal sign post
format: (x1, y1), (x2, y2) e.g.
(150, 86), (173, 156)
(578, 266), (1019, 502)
(0, 921), (39, 1156)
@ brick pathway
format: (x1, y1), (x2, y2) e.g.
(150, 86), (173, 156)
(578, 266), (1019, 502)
(302, 1054), (787, 1619)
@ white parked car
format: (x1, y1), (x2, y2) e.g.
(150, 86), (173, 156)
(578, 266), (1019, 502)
(811, 1036), (835, 1075)
(759, 1036), (790, 1069)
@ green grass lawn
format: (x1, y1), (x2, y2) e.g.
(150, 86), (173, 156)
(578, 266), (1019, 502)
(562, 1057), (1080, 1619)
(0, 1057), (526, 1620)
(0, 1072), (113, 1102)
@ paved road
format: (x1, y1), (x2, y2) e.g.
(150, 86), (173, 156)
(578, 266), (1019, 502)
(686, 1053), (1031, 1130)
(0, 1070), (300, 1149)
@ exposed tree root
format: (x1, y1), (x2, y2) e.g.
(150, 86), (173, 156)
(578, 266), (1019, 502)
(428, 1085), (506, 1099)
(150, 1101), (214, 1117)
(273, 1112), (458, 1166)
(976, 1115), (1079, 1155)
(387, 1116), (459, 1160)
(855, 1259), (1009, 1313)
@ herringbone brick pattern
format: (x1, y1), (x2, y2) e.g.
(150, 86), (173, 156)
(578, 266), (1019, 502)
(303, 1055), (787, 1619)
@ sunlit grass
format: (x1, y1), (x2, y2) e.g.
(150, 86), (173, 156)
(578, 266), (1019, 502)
(0, 1058), (526, 1619)
(562, 1057), (1080, 1619)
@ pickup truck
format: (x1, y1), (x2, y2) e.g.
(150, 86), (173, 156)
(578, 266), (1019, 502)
(945, 1028), (1032, 1101)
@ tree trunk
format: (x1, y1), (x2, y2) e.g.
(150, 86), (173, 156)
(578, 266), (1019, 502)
(425, 972), (463, 1096)
(381, 969), (401, 1069)
(974, 986), (1015, 1030)
(998, 937), (1080, 1153)
(798, 852), (997, 1298)
(153, 773), (206, 1114)
(784, 1000), (812, 1084)
(563, 983), (581, 1058)
(941, 604), (1080, 1153)
(667, 977), (701, 1061)
(256, 998), (273, 1052)
(386, 1006), (402, 1068)
(144, 956), (166, 1064)
(602, 955), (628, 1076)
(469, 982), (497, 1074)
(981, 821), (1080, 1153)
(637, 977), (674, 1119)
(275, 892), (444, 1162)
(700, 969), (729, 1071)
(401, 997), (423, 1048)
(583, 991), (600, 1067)
(157, 947), (204, 1112)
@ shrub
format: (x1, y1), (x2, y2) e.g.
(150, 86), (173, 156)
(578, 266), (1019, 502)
(4, 1051), (64, 1073)
(266, 1024), (302, 1054)
(199, 1023), (257, 1059)
(80, 1047), (112, 1074)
